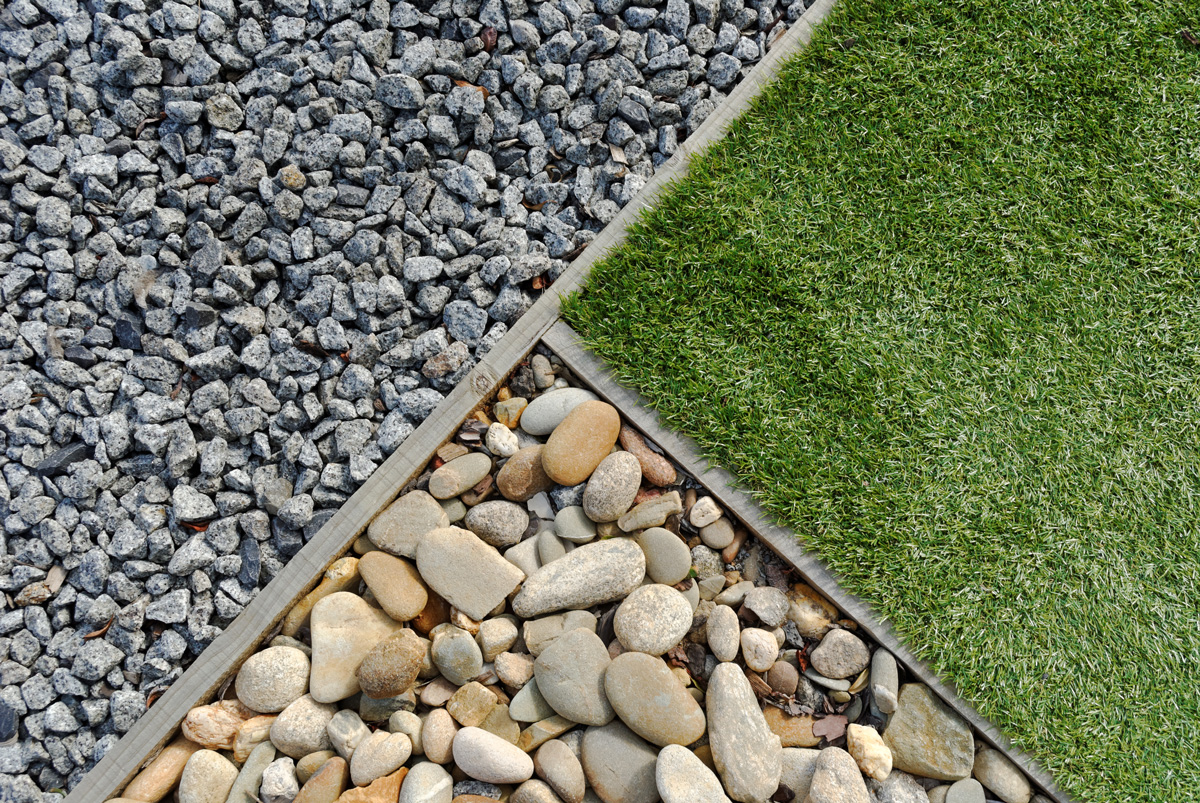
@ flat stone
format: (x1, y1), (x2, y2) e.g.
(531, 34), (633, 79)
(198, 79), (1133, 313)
(464, 500), (530, 547)
(272, 695), (338, 758)
(369, 491), (450, 558)
(297, 752), (336, 785)
(972, 746), (1032, 803)
(310, 592), (405, 702)
(357, 630), (427, 699)
(453, 726), (535, 783)
(707, 663), (782, 803)
(480, 703), (521, 745)
(417, 527), (525, 620)
(431, 625), (485, 685)
(533, 629), (615, 726)
(513, 539), (645, 618)
(779, 748), (820, 801)
(227, 742), (276, 803)
(541, 401), (621, 486)
(517, 716), (575, 753)
(341, 768), (408, 802)
(707, 604), (741, 662)
(868, 770), (930, 803)
(399, 762), (453, 803)
(509, 678), (557, 722)
(360, 552), (429, 621)
(553, 505), (597, 543)
(295, 755), (348, 802)
(613, 584), (692, 656)
(496, 446), (555, 501)
(123, 736), (202, 802)
(743, 586), (789, 628)
(178, 750), (238, 803)
(282, 557), (362, 637)
(604, 652), (706, 747)
(762, 707), (820, 748)
(534, 739), (586, 803)
(635, 527), (691, 585)
(429, 453), (493, 499)
(655, 744), (731, 803)
(809, 629), (870, 679)
(580, 719), (660, 803)
(618, 425), (676, 487)
(617, 491), (683, 532)
(447, 682), (498, 727)
(236, 646), (311, 713)
(699, 518), (735, 549)
(883, 684), (974, 781)
(847, 724), (892, 781)
(805, 747), (869, 803)
(520, 388), (599, 436)
(351, 731), (412, 786)
(945, 778), (986, 803)
(582, 451), (642, 522)
(422, 709), (459, 764)
(871, 648), (900, 715)
(327, 710), (370, 760)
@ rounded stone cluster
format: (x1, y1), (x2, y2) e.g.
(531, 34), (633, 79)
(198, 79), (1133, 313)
(114, 357), (1044, 803)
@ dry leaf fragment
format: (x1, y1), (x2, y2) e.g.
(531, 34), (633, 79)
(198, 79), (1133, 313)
(453, 79), (490, 100)
(1181, 29), (1200, 47)
(84, 618), (114, 639)
(811, 714), (847, 741)
(608, 143), (627, 164)
(481, 26), (498, 52)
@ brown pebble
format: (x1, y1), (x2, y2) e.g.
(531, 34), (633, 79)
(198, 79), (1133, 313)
(356, 631), (427, 699)
(410, 589), (451, 636)
(766, 661), (800, 695)
(297, 751), (337, 784)
(618, 425), (677, 487)
(121, 735), (202, 802)
(336, 767), (407, 802)
(358, 552), (428, 622)
(540, 401), (621, 486)
(281, 557), (360, 637)
(762, 706), (820, 747)
(294, 756), (349, 803)
(496, 446), (555, 501)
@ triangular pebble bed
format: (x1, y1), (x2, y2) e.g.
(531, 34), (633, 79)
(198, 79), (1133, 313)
(110, 347), (1050, 803)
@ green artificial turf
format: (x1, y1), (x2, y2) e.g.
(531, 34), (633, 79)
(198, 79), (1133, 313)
(562, 1), (1200, 800)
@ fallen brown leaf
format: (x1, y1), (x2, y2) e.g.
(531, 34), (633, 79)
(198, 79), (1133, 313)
(84, 618), (114, 639)
(812, 714), (847, 741)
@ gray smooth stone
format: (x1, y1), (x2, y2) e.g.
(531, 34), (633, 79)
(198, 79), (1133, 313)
(706, 662), (781, 803)
(520, 388), (599, 436)
(513, 539), (645, 618)
(581, 720), (659, 803)
(224, 741), (276, 803)
(534, 629), (615, 727)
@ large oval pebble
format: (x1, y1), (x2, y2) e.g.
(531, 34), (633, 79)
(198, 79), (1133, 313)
(635, 527), (691, 585)
(358, 551), (428, 622)
(540, 401), (621, 487)
(235, 646), (310, 713)
(512, 539), (645, 618)
(604, 652), (706, 747)
(656, 744), (732, 803)
(707, 663), (782, 803)
(520, 388), (598, 436)
(496, 446), (555, 502)
(453, 726), (535, 783)
(582, 451), (642, 522)
(416, 527), (525, 620)
(464, 500), (530, 547)
(533, 629), (615, 727)
(428, 453), (492, 499)
(613, 584), (692, 656)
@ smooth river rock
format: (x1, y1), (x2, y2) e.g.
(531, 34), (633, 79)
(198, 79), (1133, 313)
(351, 731), (413, 786)
(359, 551), (429, 622)
(368, 491), (449, 558)
(416, 527), (525, 620)
(655, 744), (731, 803)
(428, 452), (492, 499)
(707, 604), (741, 663)
(497, 446), (555, 501)
(582, 451), (642, 522)
(540, 401), (621, 486)
(356, 630), (427, 698)
(635, 527), (691, 585)
(553, 505), (598, 543)
(809, 629), (870, 679)
(534, 739), (586, 803)
(178, 750), (238, 803)
(464, 500), (530, 547)
(612, 584), (692, 656)
(520, 388), (599, 435)
(399, 762), (454, 803)
(805, 747), (869, 803)
(271, 695), (337, 758)
(707, 663), (782, 803)
(513, 539), (645, 618)
(533, 629), (615, 727)
(604, 652), (706, 747)
(122, 736), (202, 802)
(235, 646), (311, 714)
(453, 726), (535, 783)
(580, 720), (660, 803)
(972, 746), (1032, 803)
(883, 684), (974, 781)
(309, 592), (405, 703)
